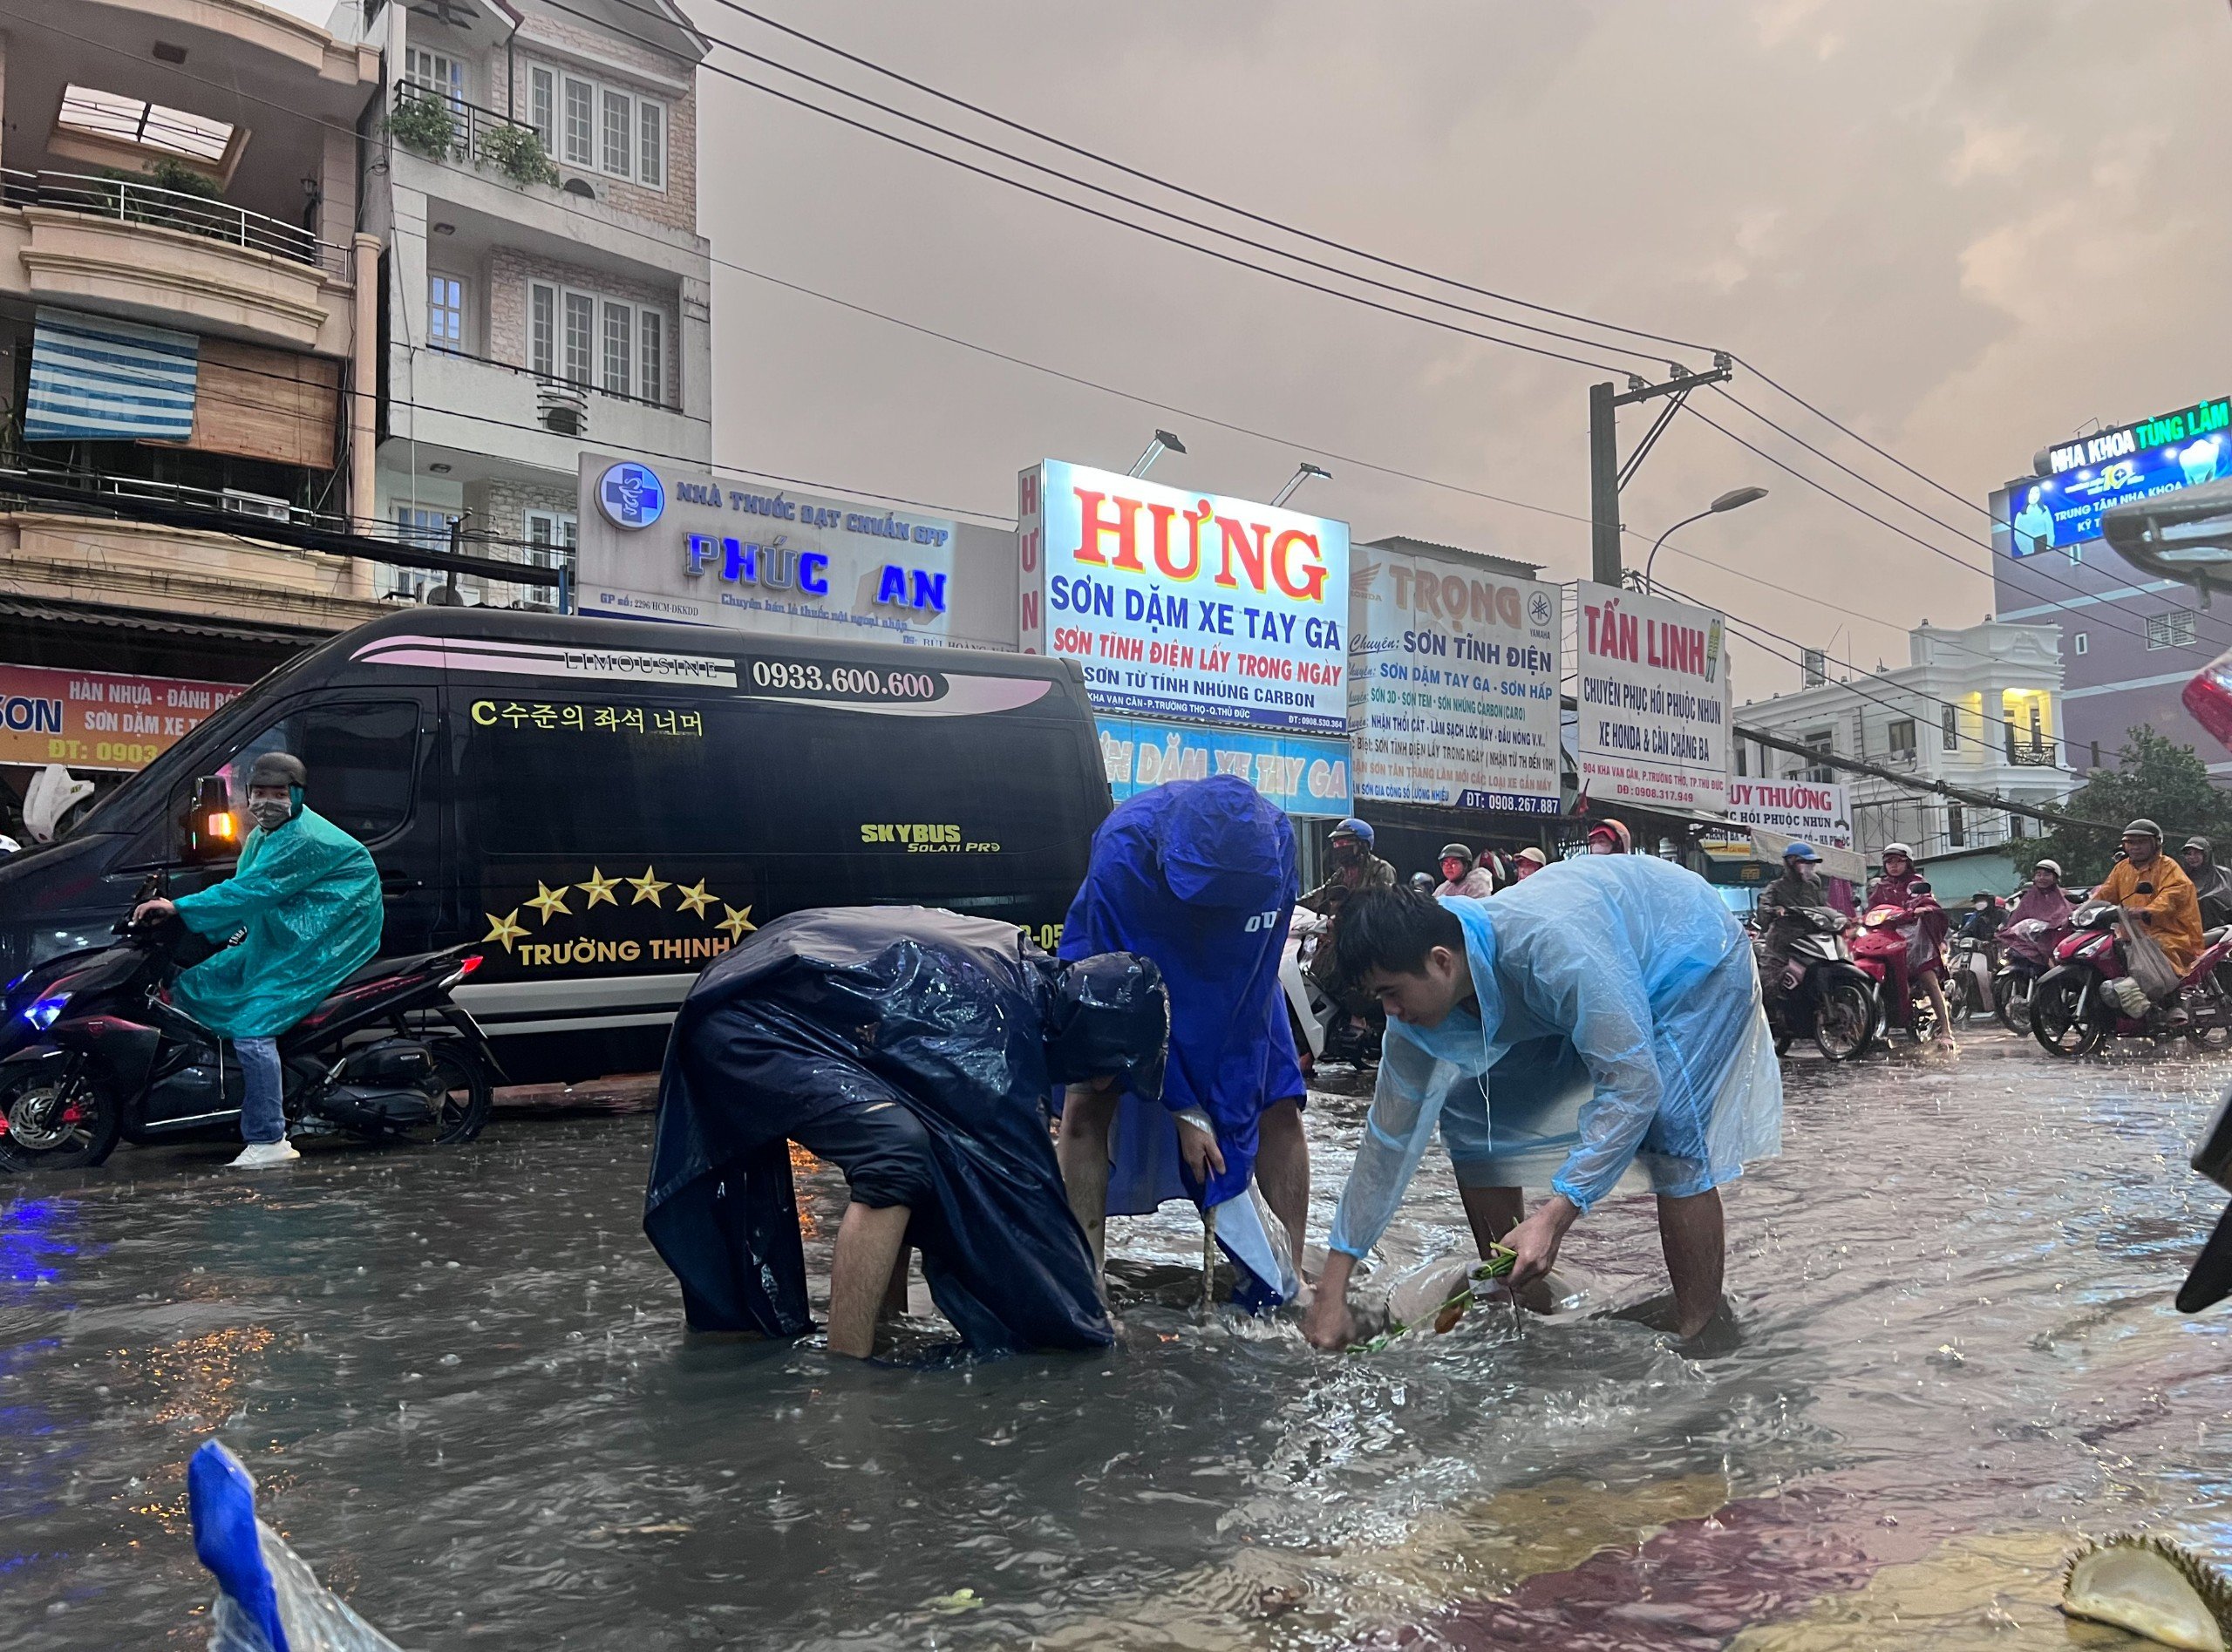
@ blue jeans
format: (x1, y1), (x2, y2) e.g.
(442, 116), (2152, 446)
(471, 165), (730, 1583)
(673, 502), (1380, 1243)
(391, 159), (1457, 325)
(234, 1037), (285, 1144)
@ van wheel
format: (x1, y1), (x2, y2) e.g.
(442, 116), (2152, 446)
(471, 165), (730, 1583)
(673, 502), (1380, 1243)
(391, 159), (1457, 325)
(0, 1056), (120, 1172)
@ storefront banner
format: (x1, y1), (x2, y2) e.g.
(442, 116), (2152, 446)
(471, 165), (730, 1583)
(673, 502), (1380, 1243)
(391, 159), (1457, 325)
(1093, 715), (1351, 817)
(1347, 543), (1561, 813)
(0, 663), (244, 772)
(1574, 581), (1731, 815)
(575, 454), (1019, 649)
(1019, 459), (1350, 733)
(1724, 778), (1852, 849)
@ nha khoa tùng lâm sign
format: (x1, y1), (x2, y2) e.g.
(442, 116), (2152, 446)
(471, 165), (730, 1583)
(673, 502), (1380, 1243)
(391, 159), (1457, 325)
(1573, 581), (1730, 815)
(1016, 459), (1351, 732)
(1347, 541), (1562, 814)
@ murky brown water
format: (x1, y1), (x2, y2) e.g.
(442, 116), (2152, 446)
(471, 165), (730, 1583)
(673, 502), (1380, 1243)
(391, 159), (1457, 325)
(7, 1031), (2232, 1649)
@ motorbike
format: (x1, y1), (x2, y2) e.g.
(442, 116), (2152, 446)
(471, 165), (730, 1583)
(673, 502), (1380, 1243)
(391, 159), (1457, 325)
(1946, 933), (1997, 1024)
(0, 895), (502, 1172)
(1992, 916), (2070, 1034)
(2031, 899), (2232, 1057)
(1279, 908), (1383, 1076)
(1752, 908), (1876, 1060)
(1848, 902), (1945, 1044)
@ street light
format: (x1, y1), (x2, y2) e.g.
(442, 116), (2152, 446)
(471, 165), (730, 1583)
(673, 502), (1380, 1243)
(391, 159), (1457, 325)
(1270, 461), (1331, 508)
(1127, 429), (1187, 479)
(1644, 486), (1768, 594)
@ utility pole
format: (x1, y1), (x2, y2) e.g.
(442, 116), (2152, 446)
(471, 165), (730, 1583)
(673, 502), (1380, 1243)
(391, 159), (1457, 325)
(1589, 354), (1735, 586)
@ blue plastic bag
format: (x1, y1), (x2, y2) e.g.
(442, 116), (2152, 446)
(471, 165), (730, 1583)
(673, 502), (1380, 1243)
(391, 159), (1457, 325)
(190, 1439), (402, 1652)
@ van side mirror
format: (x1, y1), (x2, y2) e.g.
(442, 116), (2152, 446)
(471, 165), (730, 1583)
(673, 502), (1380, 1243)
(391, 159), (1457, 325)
(186, 776), (238, 862)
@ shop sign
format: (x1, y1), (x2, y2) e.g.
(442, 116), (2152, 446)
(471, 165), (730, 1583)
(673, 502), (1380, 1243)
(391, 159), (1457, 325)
(1993, 394), (2232, 556)
(1574, 581), (1730, 815)
(1092, 714), (1351, 817)
(1347, 541), (1561, 813)
(575, 453), (1018, 649)
(1724, 778), (1852, 848)
(1017, 459), (1350, 733)
(0, 663), (243, 772)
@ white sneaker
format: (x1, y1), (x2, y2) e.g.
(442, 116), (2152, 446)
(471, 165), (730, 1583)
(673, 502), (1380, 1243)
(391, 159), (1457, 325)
(228, 1140), (300, 1169)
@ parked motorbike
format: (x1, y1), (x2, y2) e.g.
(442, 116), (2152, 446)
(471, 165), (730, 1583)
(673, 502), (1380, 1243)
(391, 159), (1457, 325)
(1848, 903), (1943, 1044)
(2031, 900), (2232, 1057)
(1947, 934), (1997, 1024)
(1279, 908), (1382, 1075)
(0, 896), (501, 1172)
(1753, 908), (1876, 1059)
(1992, 916), (2070, 1034)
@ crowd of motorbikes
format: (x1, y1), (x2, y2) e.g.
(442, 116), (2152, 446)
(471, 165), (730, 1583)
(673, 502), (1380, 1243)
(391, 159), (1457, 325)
(1751, 887), (2232, 1060)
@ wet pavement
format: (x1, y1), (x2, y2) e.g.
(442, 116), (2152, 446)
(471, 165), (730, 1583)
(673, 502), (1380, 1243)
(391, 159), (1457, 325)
(7, 1026), (2232, 1649)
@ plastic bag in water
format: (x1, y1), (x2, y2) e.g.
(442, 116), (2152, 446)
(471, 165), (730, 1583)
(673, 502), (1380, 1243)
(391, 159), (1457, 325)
(190, 1439), (405, 1652)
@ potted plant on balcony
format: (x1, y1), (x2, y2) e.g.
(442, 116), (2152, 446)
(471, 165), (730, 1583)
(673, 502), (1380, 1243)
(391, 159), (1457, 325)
(480, 122), (561, 189)
(92, 158), (226, 241)
(386, 91), (456, 162)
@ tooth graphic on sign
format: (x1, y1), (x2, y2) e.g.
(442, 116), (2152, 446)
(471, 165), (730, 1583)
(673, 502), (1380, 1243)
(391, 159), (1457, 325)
(481, 909), (527, 953)
(716, 903), (757, 941)
(575, 867), (620, 908)
(525, 880), (572, 924)
(674, 879), (718, 918)
(628, 866), (670, 906)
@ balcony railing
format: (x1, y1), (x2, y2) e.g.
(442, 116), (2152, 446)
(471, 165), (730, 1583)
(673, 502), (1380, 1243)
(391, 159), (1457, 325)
(392, 84), (555, 180)
(1, 167), (343, 276)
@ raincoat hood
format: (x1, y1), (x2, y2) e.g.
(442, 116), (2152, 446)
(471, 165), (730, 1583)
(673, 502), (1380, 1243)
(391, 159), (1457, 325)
(1155, 778), (1292, 910)
(1045, 950), (1169, 1101)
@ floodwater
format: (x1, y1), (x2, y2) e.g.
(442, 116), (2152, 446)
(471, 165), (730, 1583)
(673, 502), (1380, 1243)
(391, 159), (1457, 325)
(9, 1031), (2232, 1650)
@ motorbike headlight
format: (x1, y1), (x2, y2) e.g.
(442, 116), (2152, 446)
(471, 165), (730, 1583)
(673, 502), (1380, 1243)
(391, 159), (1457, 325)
(23, 990), (69, 1031)
(3, 969), (25, 995)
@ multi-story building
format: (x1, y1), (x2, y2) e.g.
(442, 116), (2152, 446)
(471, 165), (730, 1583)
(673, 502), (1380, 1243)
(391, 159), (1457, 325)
(1733, 619), (2072, 866)
(0, 0), (386, 837)
(350, 0), (711, 601)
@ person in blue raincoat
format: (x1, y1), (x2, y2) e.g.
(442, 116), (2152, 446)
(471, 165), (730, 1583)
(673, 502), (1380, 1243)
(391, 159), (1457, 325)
(1057, 776), (1307, 1308)
(133, 751), (383, 1170)
(1300, 859), (1782, 1348)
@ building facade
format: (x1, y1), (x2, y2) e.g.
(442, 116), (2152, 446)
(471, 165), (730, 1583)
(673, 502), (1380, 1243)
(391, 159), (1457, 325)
(350, 0), (711, 602)
(1733, 620), (2072, 866)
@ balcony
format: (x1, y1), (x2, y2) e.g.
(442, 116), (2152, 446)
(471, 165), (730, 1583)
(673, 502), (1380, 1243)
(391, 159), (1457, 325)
(391, 85), (557, 182)
(0, 169), (351, 352)
(390, 346), (706, 476)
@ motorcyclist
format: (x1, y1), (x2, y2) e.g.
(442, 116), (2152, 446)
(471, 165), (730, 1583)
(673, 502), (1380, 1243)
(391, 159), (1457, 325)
(2181, 836), (2232, 930)
(1867, 843), (1924, 909)
(129, 752), (383, 1169)
(1585, 819), (1632, 855)
(2092, 819), (2204, 1017)
(1507, 846), (1548, 884)
(1956, 893), (2005, 948)
(1756, 842), (1828, 1003)
(2005, 860), (2076, 931)
(1299, 818), (1396, 915)
(1902, 879), (1957, 1046)
(1435, 842), (1495, 900)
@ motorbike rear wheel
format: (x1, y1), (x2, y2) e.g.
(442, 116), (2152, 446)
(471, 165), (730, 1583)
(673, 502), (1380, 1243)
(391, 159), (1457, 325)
(1813, 978), (1875, 1061)
(1994, 970), (2034, 1035)
(0, 1057), (120, 1172)
(387, 1043), (493, 1147)
(2033, 973), (2106, 1057)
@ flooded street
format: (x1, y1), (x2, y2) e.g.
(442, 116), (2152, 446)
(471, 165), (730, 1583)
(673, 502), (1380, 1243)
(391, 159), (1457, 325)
(10, 1030), (2232, 1650)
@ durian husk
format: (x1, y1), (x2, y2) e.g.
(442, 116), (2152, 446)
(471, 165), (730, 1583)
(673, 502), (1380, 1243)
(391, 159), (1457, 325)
(2061, 1533), (2232, 1652)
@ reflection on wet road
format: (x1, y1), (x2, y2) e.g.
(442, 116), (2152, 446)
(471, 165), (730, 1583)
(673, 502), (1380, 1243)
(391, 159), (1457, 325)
(7, 1030), (2232, 1649)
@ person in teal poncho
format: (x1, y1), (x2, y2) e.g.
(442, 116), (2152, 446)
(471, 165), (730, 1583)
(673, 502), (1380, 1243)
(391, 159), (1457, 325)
(132, 751), (384, 1168)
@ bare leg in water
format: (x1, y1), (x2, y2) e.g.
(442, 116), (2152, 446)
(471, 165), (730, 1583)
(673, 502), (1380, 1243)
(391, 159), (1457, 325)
(827, 1202), (911, 1358)
(1057, 1077), (1120, 1295)
(1254, 1098), (1310, 1275)
(1657, 1188), (1725, 1339)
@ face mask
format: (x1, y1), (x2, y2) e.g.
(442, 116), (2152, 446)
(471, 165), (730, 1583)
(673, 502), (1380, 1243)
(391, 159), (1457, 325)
(248, 797), (292, 830)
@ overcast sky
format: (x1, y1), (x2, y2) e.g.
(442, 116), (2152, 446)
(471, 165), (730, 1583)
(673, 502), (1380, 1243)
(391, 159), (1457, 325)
(296, 0), (2232, 695)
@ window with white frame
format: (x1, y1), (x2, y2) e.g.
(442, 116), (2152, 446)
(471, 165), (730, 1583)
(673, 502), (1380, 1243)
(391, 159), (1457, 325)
(2073, 630), (2089, 656)
(405, 50), (465, 106)
(545, 66), (666, 189)
(529, 280), (670, 403)
(2147, 608), (2199, 649)
(529, 65), (555, 151)
(391, 506), (449, 597)
(525, 510), (578, 563)
(428, 273), (466, 353)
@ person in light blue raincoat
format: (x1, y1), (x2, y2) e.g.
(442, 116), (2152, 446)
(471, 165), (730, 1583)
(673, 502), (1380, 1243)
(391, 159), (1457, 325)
(1300, 857), (1781, 1347)
(1058, 776), (1307, 1309)
(133, 751), (383, 1168)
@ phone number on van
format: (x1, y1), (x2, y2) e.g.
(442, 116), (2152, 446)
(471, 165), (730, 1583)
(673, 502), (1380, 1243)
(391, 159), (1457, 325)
(746, 661), (942, 700)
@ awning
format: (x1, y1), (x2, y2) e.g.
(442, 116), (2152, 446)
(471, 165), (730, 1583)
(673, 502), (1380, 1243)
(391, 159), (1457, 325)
(0, 595), (329, 646)
(25, 307), (198, 442)
(1746, 826), (1868, 885)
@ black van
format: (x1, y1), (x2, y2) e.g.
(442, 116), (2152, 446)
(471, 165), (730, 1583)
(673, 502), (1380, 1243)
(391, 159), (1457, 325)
(0, 609), (1113, 1081)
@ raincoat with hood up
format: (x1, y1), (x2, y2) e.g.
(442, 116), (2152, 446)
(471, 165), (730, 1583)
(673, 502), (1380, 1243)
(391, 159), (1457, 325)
(169, 806), (383, 1039)
(643, 907), (1169, 1355)
(1059, 776), (1304, 1306)
(1326, 855), (1783, 1261)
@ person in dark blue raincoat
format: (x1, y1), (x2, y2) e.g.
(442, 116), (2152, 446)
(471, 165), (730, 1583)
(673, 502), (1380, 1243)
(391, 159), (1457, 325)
(1058, 776), (1307, 1309)
(643, 906), (1167, 1359)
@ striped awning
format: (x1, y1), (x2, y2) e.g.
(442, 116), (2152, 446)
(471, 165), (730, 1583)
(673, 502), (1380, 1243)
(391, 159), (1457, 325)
(24, 307), (199, 441)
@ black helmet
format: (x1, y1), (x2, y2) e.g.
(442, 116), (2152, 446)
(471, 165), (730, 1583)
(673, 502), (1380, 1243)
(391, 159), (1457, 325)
(1439, 842), (1473, 864)
(2123, 818), (2163, 842)
(247, 751), (307, 791)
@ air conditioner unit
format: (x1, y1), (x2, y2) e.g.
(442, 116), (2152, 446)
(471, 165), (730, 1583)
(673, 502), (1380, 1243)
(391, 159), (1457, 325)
(220, 489), (292, 522)
(536, 378), (589, 438)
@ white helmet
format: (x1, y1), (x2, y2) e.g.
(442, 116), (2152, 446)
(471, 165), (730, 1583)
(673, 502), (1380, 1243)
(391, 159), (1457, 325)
(1882, 842), (1914, 860)
(2034, 859), (2062, 878)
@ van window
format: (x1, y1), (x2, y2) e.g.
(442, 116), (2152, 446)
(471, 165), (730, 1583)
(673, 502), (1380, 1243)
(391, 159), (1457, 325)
(213, 700), (423, 845)
(458, 696), (1092, 862)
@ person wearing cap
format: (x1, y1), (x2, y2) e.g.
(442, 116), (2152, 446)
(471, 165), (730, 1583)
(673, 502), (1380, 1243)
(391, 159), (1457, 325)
(131, 752), (383, 1170)
(2093, 819), (2205, 987)
(1586, 819), (1632, 855)
(1435, 843), (1495, 900)
(1300, 817), (1397, 915)
(2181, 837), (2232, 930)
(1507, 846), (1549, 885)
(1755, 842), (1828, 1003)
(1956, 892), (2006, 947)
(2006, 860), (2076, 932)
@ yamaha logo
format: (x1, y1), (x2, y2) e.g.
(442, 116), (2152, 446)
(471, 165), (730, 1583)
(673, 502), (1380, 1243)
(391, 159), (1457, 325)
(597, 461), (665, 530)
